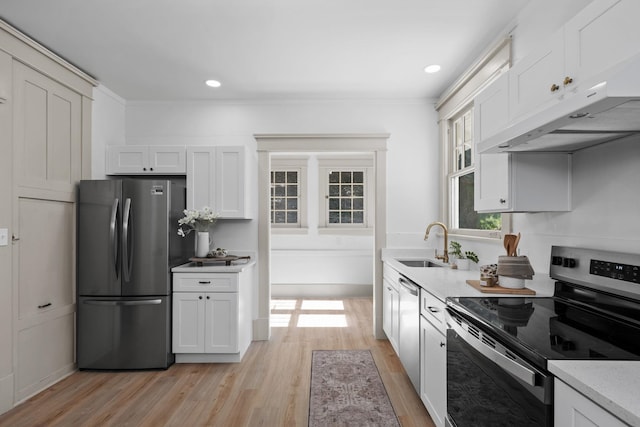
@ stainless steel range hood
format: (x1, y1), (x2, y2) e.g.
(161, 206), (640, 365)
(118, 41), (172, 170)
(478, 54), (640, 154)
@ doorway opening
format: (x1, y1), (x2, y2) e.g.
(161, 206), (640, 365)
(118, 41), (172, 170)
(255, 134), (389, 341)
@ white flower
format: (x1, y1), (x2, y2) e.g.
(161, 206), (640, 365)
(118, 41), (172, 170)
(177, 207), (220, 236)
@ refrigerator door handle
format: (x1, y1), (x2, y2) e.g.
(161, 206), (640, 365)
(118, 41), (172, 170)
(122, 198), (133, 282)
(82, 299), (163, 306)
(110, 198), (120, 279)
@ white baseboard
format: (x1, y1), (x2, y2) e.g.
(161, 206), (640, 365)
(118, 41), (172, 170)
(271, 283), (373, 298)
(0, 373), (14, 416)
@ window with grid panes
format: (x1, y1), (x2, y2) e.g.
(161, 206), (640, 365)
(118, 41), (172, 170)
(449, 107), (501, 232)
(327, 170), (366, 226)
(270, 170), (300, 226)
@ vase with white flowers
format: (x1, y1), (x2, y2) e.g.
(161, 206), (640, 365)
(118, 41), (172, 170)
(177, 207), (220, 257)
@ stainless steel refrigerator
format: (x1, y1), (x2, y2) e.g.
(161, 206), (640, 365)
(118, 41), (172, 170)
(77, 179), (191, 370)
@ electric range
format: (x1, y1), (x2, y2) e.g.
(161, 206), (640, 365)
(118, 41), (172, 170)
(444, 246), (640, 427)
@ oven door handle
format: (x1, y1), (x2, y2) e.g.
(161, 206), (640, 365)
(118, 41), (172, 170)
(449, 317), (536, 386)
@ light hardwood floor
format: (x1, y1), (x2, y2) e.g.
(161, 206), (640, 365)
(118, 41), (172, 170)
(0, 298), (433, 426)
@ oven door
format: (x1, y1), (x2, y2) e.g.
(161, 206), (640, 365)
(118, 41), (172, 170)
(446, 308), (553, 427)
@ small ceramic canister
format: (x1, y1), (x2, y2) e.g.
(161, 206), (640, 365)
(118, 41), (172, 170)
(479, 264), (498, 286)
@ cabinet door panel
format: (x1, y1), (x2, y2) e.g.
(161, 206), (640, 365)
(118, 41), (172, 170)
(205, 293), (238, 353)
(420, 316), (446, 427)
(14, 62), (81, 193)
(216, 146), (246, 218)
(149, 146), (186, 174)
(186, 147), (216, 210)
(107, 146), (148, 174)
(509, 30), (564, 121)
(565, 0), (640, 87)
(474, 153), (510, 212)
(172, 293), (205, 353)
(17, 198), (74, 320)
(474, 72), (509, 142)
(555, 380), (627, 427)
(16, 312), (74, 401)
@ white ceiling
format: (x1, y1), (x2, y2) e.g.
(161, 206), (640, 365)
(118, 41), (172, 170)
(0, 0), (529, 101)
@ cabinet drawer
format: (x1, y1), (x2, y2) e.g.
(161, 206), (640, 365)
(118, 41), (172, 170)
(173, 273), (238, 292)
(383, 263), (401, 285)
(420, 290), (445, 333)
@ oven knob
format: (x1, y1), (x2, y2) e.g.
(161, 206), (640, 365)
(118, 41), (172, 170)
(552, 256), (563, 266)
(563, 258), (577, 268)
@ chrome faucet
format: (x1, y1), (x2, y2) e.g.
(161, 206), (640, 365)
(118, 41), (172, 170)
(424, 221), (449, 264)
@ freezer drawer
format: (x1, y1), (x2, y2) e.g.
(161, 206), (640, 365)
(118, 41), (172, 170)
(77, 296), (174, 370)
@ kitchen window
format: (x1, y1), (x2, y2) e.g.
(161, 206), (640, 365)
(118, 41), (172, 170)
(447, 107), (503, 236)
(270, 158), (307, 229)
(318, 157), (373, 232)
(436, 37), (512, 239)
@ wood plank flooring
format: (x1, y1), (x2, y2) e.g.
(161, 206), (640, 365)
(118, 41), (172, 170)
(0, 298), (433, 427)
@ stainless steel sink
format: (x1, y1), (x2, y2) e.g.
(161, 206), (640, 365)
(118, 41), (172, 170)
(397, 260), (443, 268)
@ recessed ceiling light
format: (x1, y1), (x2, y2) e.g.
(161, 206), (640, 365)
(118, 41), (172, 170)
(424, 64), (441, 74)
(205, 79), (221, 88)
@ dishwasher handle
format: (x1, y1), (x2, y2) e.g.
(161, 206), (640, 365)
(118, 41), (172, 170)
(398, 277), (419, 296)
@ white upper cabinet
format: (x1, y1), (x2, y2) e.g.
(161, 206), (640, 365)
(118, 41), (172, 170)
(475, 152), (571, 213)
(186, 146), (251, 219)
(474, 72), (509, 143)
(508, 28), (565, 122)
(564, 0), (640, 89)
(474, 74), (571, 213)
(488, 0), (640, 129)
(107, 145), (186, 175)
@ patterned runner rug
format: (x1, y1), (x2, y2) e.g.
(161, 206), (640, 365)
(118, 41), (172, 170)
(309, 350), (400, 427)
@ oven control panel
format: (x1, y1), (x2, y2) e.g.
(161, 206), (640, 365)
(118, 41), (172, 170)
(590, 259), (640, 284)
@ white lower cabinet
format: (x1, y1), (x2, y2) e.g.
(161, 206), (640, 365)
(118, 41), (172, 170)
(172, 267), (253, 363)
(420, 290), (447, 427)
(382, 264), (400, 354)
(555, 379), (628, 427)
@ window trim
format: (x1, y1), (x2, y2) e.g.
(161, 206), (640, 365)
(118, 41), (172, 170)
(270, 157), (308, 231)
(317, 156), (374, 233)
(445, 104), (510, 239)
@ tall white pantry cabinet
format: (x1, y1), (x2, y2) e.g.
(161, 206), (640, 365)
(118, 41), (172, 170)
(0, 20), (95, 413)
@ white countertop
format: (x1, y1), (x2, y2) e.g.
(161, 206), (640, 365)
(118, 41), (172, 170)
(172, 259), (256, 273)
(381, 248), (555, 300)
(549, 360), (640, 426)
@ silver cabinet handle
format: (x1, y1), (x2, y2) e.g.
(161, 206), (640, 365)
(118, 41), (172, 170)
(199, 281), (211, 284)
(428, 306), (440, 313)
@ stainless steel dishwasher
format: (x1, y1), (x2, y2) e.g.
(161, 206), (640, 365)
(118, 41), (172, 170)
(398, 274), (420, 392)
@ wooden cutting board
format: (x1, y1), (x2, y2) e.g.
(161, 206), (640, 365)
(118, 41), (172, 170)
(466, 280), (536, 295)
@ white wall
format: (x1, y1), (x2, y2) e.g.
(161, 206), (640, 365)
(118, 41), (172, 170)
(122, 99), (439, 289)
(91, 84), (126, 179)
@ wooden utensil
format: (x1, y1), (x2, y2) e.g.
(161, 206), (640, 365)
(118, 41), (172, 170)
(511, 232), (521, 256)
(503, 234), (516, 256)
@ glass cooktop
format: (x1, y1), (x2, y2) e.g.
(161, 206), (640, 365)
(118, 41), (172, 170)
(447, 292), (640, 368)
